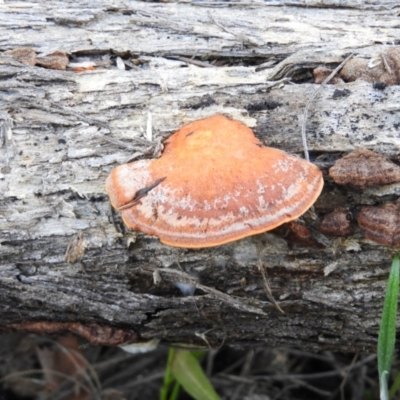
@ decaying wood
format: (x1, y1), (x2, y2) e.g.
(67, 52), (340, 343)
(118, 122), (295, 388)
(1, 1), (400, 353)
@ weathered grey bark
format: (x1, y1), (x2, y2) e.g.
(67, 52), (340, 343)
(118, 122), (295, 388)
(1, 0), (400, 352)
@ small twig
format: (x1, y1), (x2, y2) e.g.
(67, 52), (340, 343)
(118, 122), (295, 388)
(254, 354), (376, 381)
(265, 77), (291, 89)
(301, 53), (353, 161)
(44, 339), (102, 400)
(255, 60), (276, 72)
(144, 266), (267, 316)
(101, 134), (152, 150)
(231, 349), (256, 400)
(117, 177), (166, 211)
(293, 380), (332, 397)
(381, 52), (392, 74)
(340, 353), (358, 400)
(255, 240), (285, 314)
(217, 355), (376, 387)
(208, 11), (262, 47)
(117, 371), (165, 390)
(168, 56), (215, 68)
(121, 59), (142, 71)
(0, 369), (97, 399)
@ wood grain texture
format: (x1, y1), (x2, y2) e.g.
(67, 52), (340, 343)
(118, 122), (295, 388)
(1, 0), (400, 352)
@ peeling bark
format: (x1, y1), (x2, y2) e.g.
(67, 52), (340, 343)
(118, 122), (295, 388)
(1, 1), (400, 352)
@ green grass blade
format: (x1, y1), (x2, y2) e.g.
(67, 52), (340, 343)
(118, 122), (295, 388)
(378, 254), (400, 400)
(171, 349), (221, 400)
(389, 370), (400, 399)
(169, 381), (181, 400)
(160, 348), (180, 400)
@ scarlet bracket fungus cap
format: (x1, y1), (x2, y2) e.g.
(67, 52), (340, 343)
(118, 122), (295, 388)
(106, 115), (324, 248)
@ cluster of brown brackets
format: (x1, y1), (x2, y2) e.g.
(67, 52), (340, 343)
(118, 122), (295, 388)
(329, 149), (400, 246)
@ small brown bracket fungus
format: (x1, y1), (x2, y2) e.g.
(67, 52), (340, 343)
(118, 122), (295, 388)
(329, 149), (400, 189)
(313, 67), (344, 84)
(286, 221), (321, 248)
(358, 200), (400, 246)
(106, 115), (323, 248)
(319, 207), (353, 237)
(340, 48), (400, 85)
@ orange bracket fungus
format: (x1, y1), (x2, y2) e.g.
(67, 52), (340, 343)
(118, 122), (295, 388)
(106, 115), (323, 248)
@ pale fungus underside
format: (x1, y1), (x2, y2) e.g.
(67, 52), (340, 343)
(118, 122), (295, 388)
(106, 115), (324, 248)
